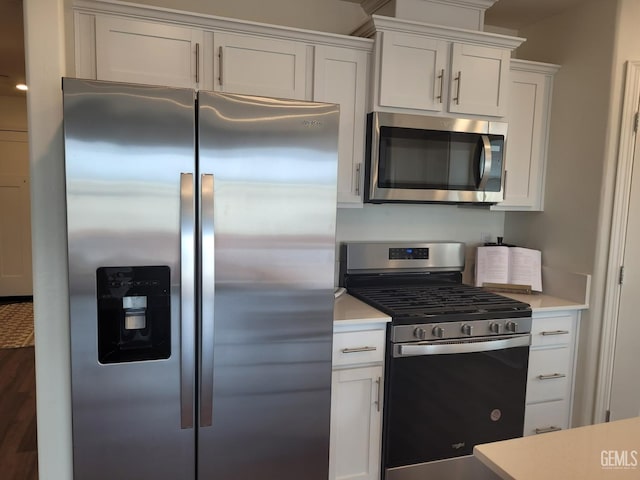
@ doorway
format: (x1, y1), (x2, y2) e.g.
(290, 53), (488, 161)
(0, 0), (37, 478)
(598, 60), (640, 421)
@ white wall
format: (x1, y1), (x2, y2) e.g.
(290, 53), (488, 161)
(503, 0), (620, 426)
(24, 0), (73, 479)
(131, 0), (368, 34)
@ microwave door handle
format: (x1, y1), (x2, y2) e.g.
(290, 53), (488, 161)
(477, 135), (493, 190)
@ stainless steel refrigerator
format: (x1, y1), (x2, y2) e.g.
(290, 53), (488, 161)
(62, 78), (339, 480)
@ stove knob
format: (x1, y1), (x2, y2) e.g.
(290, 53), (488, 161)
(432, 326), (445, 338)
(461, 324), (473, 336)
(489, 322), (503, 334)
(414, 327), (428, 340)
(506, 321), (518, 333)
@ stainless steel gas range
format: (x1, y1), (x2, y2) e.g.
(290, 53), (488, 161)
(340, 241), (532, 480)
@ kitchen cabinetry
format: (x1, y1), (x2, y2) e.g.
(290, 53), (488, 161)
(330, 325), (385, 480)
(92, 15), (204, 89)
(214, 32), (309, 100)
(73, 1), (373, 209)
(314, 46), (369, 205)
(356, 16), (524, 117)
(493, 60), (560, 211)
(524, 309), (579, 436)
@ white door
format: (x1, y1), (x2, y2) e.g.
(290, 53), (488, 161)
(609, 121), (640, 420)
(0, 131), (32, 296)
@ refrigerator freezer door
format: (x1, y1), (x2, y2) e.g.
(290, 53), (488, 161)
(63, 78), (196, 479)
(197, 92), (339, 479)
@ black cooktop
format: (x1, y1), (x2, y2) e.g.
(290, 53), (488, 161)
(348, 283), (531, 325)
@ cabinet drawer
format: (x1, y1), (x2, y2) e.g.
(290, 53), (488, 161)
(530, 314), (575, 347)
(526, 347), (571, 403)
(333, 330), (385, 367)
(523, 399), (570, 436)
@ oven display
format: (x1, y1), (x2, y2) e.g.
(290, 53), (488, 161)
(389, 247), (429, 260)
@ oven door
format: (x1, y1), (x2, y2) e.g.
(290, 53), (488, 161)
(383, 334), (530, 478)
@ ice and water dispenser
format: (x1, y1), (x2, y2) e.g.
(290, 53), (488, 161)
(96, 266), (171, 364)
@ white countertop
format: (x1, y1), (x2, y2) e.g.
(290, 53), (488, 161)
(496, 291), (588, 312)
(333, 293), (391, 326)
(474, 417), (640, 479)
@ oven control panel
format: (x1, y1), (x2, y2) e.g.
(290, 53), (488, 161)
(389, 247), (429, 260)
(392, 317), (533, 343)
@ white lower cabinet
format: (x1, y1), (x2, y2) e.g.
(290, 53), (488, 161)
(524, 310), (580, 436)
(330, 326), (385, 480)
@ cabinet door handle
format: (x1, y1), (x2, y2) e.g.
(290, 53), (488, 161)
(341, 346), (377, 354)
(195, 43), (200, 84)
(453, 71), (462, 104)
(354, 163), (362, 196)
(436, 68), (444, 103)
(541, 330), (570, 336)
(218, 46), (223, 87)
(537, 373), (567, 380)
(535, 426), (562, 434)
(375, 376), (382, 412)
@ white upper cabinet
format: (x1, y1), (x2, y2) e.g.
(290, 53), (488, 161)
(448, 43), (510, 117)
(493, 60), (560, 211)
(94, 16), (204, 89)
(379, 32), (447, 111)
(313, 45), (370, 206)
(74, 1), (374, 210)
(213, 33), (309, 100)
(357, 16), (524, 118)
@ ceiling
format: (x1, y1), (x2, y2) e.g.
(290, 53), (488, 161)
(0, 0), (592, 98)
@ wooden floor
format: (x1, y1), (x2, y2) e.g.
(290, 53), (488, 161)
(0, 347), (38, 479)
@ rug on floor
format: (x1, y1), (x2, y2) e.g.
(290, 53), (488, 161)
(0, 302), (34, 349)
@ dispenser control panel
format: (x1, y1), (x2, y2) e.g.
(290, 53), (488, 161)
(96, 266), (171, 364)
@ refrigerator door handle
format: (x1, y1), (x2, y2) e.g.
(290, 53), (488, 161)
(200, 173), (215, 427)
(180, 173), (196, 429)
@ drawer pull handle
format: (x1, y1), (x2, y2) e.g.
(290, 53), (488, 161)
(342, 346), (377, 354)
(538, 373), (567, 380)
(541, 330), (570, 336)
(535, 426), (562, 434)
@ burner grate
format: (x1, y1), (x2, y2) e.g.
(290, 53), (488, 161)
(348, 283), (530, 320)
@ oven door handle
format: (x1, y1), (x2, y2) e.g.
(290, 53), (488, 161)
(393, 334), (531, 357)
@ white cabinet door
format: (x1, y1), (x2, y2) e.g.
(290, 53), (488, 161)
(329, 365), (383, 480)
(95, 16), (203, 88)
(494, 61), (559, 211)
(378, 31), (448, 112)
(214, 32), (308, 100)
(448, 43), (510, 117)
(314, 45), (369, 205)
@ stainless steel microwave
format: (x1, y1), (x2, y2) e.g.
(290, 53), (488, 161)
(365, 112), (508, 204)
